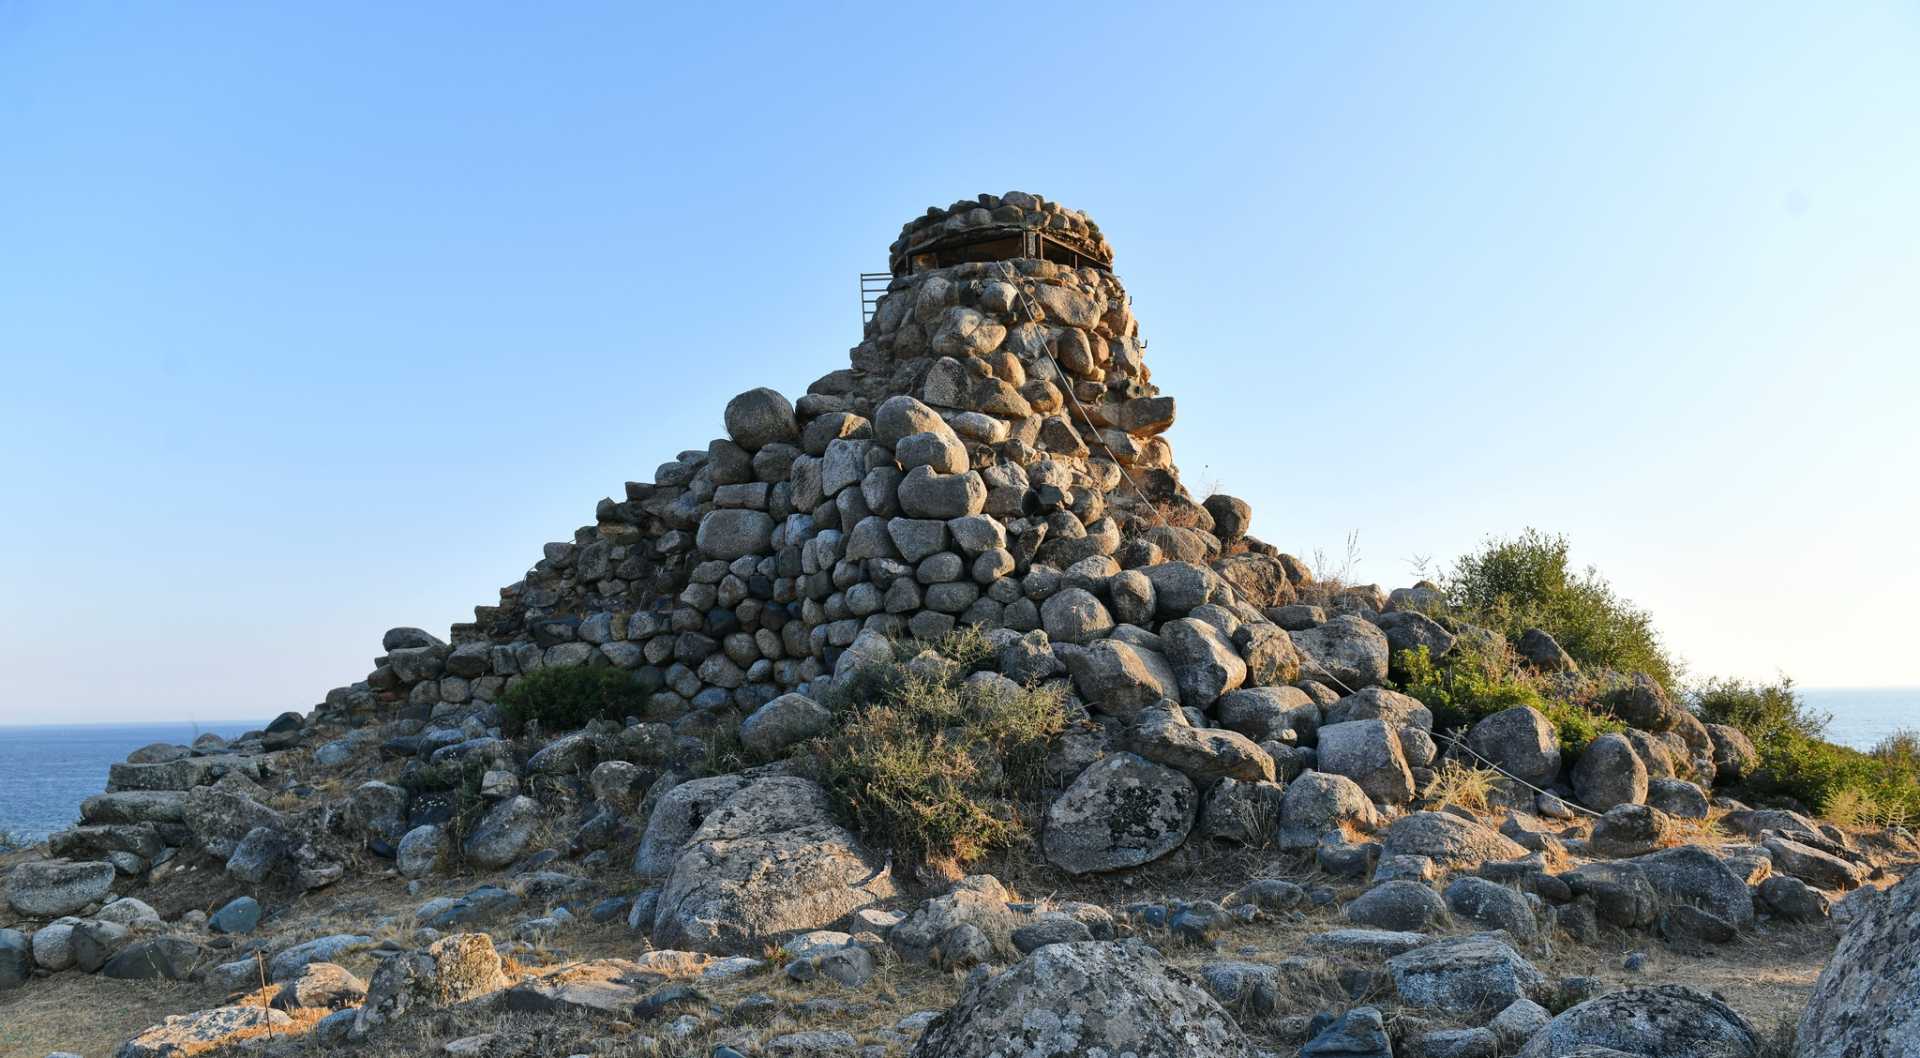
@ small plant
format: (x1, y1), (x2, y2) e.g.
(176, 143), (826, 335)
(1425, 759), (1501, 814)
(1441, 529), (1680, 688)
(1394, 644), (1621, 758)
(800, 638), (1068, 871)
(1694, 678), (1920, 825)
(498, 665), (650, 737)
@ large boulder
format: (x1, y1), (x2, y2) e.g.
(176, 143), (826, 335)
(1629, 845), (1756, 930)
(1347, 881), (1448, 932)
(1463, 707), (1561, 786)
(1561, 861), (1659, 929)
(352, 933), (509, 1039)
(1798, 870), (1920, 1056)
(1379, 812), (1526, 870)
(1519, 985), (1761, 1058)
(116, 1006), (294, 1058)
(1062, 639), (1180, 719)
(1159, 618), (1247, 707)
(1044, 753), (1196, 875)
(1571, 733), (1648, 811)
(724, 387), (799, 451)
(6, 860), (116, 917)
(1706, 724), (1760, 783)
(632, 775), (751, 878)
(1290, 615), (1390, 689)
(652, 777), (895, 953)
(1214, 686), (1314, 743)
(696, 509), (775, 560)
(1129, 702), (1274, 783)
(1278, 771), (1381, 848)
(739, 693), (832, 758)
(1764, 835), (1869, 892)
(908, 940), (1255, 1058)
(462, 795), (540, 869)
(1387, 934), (1549, 1016)
(0, 929), (29, 990)
(1316, 719), (1415, 804)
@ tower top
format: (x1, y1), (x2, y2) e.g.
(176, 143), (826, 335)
(889, 191), (1113, 277)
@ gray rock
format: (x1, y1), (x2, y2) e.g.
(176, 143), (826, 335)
(1214, 685), (1313, 742)
(1764, 835), (1869, 891)
(1316, 719), (1415, 804)
(697, 509), (775, 560)
(1798, 869), (1920, 1056)
(210, 896), (262, 934)
(1141, 561), (1227, 617)
(1278, 771), (1381, 849)
(1519, 984), (1761, 1058)
(1646, 777), (1709, 819)
(1043, 753), (1196, 875)
(272, 961), (368, 1010)
(1444, 877), (1537, 938)
(1562, 861), (1659, 929)
(352, 933), (508, 1039)
(908, 940), (1254, 1058)
(653, 776), (895, 953)
(1062, 639), (1180, 718)
(1380, 812), (1527, 870)
(633, 774), (751, 878)
(103, 936), (202, 980)
(897, 466), (986, 519)
(1375, 609), (1457, 659)
(397, 824), (450, 879)
(1159, 618), (1247, 708)
(6, 859), (116, 917)
(1041, 587), (1114, 645)
(1300, 1005), (1393, 1058)
(740, 693), (832, 758)
(1707, 724), (1760, 783)
(462, 795), (541, 869)
(1405, 1028), (1499, 1058)
(1348, 880), (1448, 931)
(725, 387), (799, 451)
(1630, 845), (1756, 929)
(182, 786), (285, 858)
(1388, 934), (1549, 1016)
(1290, 614), (1390, 689)
(1516, 628), (1576, 672)
(1757, 875), (1829, 922)
(1491, 997), (1554, 1049)
(1590, 803), (1672, 858)
(1463, 706), (1562, 786)
(115, 1006), (294, 1058)
(1130, 702), (1274, 783)
(0, 929), (29, 991)
(226, 825), (288, 882)
(888, 875), (1018, 967)
(1197, 777), (1287, 844)
(269, 934), (373, 981)
(1571, 732), (1648, 811)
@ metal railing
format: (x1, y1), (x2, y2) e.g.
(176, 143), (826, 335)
(860, 273), (891, 327)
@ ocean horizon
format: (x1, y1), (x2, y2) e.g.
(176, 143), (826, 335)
(0, 687), (1912, 846)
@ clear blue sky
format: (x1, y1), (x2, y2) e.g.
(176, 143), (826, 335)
(3, 3), (1916, 725)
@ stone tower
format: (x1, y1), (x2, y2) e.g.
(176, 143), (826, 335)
(320, 192), (1290, 728)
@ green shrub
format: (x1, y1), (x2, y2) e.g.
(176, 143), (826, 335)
(498, 665), (650, 737)
(1442, 529), (1679, 687)
(1395, 645), (1621, 759)
(800, 639), (1068, 872)
(1692, 678), (1920, 824)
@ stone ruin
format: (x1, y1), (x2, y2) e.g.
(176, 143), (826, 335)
(315, 190), (1318, 767)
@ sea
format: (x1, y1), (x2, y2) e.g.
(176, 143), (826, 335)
(0, 689), (1912, 847)
(0, 721), (265, 846)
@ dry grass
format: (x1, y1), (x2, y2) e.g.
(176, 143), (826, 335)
(0, 970), (226, 1058)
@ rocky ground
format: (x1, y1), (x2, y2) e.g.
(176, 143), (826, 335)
(4, 193), (1917, 1058)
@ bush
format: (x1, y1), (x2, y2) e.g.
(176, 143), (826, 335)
(1394, 645), (1621, 759)
(1443, 529), (1679, 687)
(799, 635), (1068, 872)
(498, 665), (650, 737)
(1692, 678), (1920, 825)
